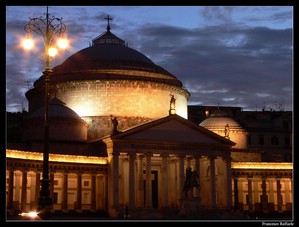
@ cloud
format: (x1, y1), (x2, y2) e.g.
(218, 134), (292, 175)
(131, 23), (292, 110)
(6, 6), (293, 112)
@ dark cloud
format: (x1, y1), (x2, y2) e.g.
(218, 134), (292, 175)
(131, 23), (292, 111)
(201, 6), (235, 24)
(246, 8), (293, 25)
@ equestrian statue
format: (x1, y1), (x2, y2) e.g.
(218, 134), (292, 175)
(183, 167), (200, 198)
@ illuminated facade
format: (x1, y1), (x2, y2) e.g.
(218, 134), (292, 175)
(6, 18), (293, 219)
(199, 109), (248, 149)
(198, 107), (293, 214)
(25, 22), (190, 139)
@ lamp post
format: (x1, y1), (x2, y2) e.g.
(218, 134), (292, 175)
(23, 6), (68, 215)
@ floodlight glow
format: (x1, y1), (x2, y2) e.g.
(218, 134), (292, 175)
(19, 211), (38, 218)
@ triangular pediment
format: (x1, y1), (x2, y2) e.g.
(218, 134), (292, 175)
(112, 114), (235, 146)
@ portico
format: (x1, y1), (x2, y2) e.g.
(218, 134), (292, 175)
(102, 113), (235, 217)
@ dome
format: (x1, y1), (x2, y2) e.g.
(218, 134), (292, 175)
(29, 97), (85, 122)
(199, 109), (242, 130)
(199, 109), (247, 149)
(39, 25), (181, 87)
(53, 44), (155, 73)
(25, 18), (190, 140)
(31, 25), (182, 88)
(50, 44), (179, 83)
(22, 97), (88, 141)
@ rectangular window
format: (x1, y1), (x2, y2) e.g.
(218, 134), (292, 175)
(271, 136), (279, 145)
(259, 135), (264, 145)
(83, 181), (89, 187)
(53, 192), (58, 204)
(247, 135), (251, 145)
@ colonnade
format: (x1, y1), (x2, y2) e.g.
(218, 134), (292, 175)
(232, 175), (293, 212)
(6, 162), (108, 213)
(6, 155), (292, 215)
(109, 150), (233, 214)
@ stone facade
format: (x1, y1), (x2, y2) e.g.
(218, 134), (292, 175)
(54, 80), (189, 139)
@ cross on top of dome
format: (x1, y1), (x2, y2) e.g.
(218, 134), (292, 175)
(92, 14), (125, 46)
(105, 14), (112, 32)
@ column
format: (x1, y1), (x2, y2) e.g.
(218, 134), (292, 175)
(285, 177), (293, 210)
(276, 178), (282, 212)
(105, 174), (109, 210)
(50, 173), (55, 204)
(14, 172), (21, 209)
(137, 154), (144, 207)
(97, 175), (104, 209)
(261, 176), (268, 211)
(209, 156), (216, 209)
(21, 171), (27, 211)
(112, 151), (119, 210)
(35, 172), (41, 208)
(186, 156), (192, 168)
(91, 174), (96, 211)
(178, 154), (185, 199)
(128, 153), (136, 209)
(77, 173), (82, 210)
(7, 169), (14, 210)
(224, 155), (232, 209)
(194, 156), (200, 198)
(161, 153), (169, 207)
(145, 152), (152, 208)
(233, 177), (239, 210)
(118, 156), (125, 206)
(62, 172), (68, 210)
(248, 176), (253, 212)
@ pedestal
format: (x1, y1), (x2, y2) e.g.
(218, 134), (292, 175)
(179, 197), (201, 217)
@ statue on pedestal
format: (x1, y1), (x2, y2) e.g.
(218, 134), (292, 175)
(183, 167), (200, 198)
(224, 123), (230, 139)
(169, 94), (176, 115)
(110, 115), (119, 135)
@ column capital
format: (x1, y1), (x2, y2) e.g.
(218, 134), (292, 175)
(221, 154), (232, 161)
(160, 153), (169, 158)
(208, 155), (217, 160)
(193, 154), (202, 159)
(137, 154), (144, 160)
(176, 153), (185, 159)
(128, 152), (136, 158)
(145, 152), (153, 158)
(112, 150), (120, 156)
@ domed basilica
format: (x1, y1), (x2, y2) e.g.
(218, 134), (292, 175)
(6, 16), (292, 219)
(25, 20), (190, 139)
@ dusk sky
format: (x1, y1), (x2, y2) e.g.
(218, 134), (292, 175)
(6, 6), (293, 113)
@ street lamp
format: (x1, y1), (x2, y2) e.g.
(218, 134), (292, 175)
(23, 6), (68, 215)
